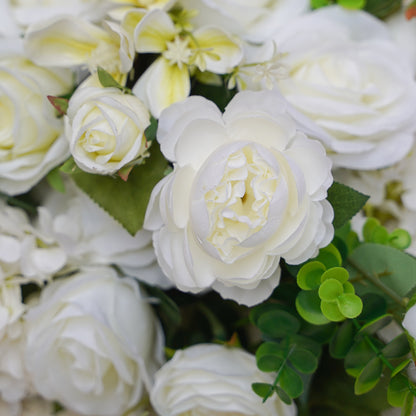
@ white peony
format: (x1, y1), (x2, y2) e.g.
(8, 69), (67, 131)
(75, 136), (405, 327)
(144, 90), (333, 306)
(150, 343), (297, 416)
(65, 77), (151, 174)
(24, 267), (164, 416)
(247, 6), (416, 170)
(0, 52), (72, 195)
(36, 180), (171, 288)
(178, 0), (308, 43)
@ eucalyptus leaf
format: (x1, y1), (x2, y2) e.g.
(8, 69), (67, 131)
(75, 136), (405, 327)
(330, 320), (356, 359)
(46, 167), (65, 193)
(337, 293), (363, 319)
(388, 374), (410, 407)
(402, 390), (414, 416)
(297, 261), (326, 290)
(314, 244), (342, 269)
(252, 382), (272, 399)
(320, 300), (344, 322)
(279, 366), (304, 399)
(289, 348), (318, 374)
(354, 356), (383, 395)
(71, 144), (168, 235)
(338, 0), (365, 9)
(327, 182), (369, 229)
(257, 355), (285, 373)
(296, 290), (330, 325)
(382, 334), (410, 359)
(257, 310), (300, 338)
(275, 386), (292, 405)
(345, 338), (376, 377)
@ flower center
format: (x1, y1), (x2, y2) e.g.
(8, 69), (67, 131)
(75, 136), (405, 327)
(203, 144), (278, 262)
(163, 36), (192, 69)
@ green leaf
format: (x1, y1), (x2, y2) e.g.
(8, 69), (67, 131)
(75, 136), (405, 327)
(256, 342), (285, 372)
(359, 293), (387, 322)
(321, 300), (345, 322)
(71, 144), (168, 235)
(314, 244), (342, 269)
(389, 229), (412, 250)
(275, 386), (292, 405)
(311, 0), (332, 8)
(345, 338), (376, 377)
(250, 304), (284, 326)
(60, 157), (82, 174)
(338, 0), (366, 9)
(47, 95), (68, 116)
(319, 279), (344, 302)
(330, 320), (356, 359)
(348, 243), (416, 300)
(97, 66), (124, 90)
(337, 293), (363, 319)
(354, 356), (383, 395)
(382, 334), (410, 359)
(392, 359), (412, 378)
(296, 290), (330, 325)
(289, 348), (318, 374)
(279, 366), (304, 399)
(364, 0), (402, 19)
(257, 310), (301, 338)
(388, 374), (410, 407)
(327, 182), (369, 229)
(144, 116), (158, 142)
(46, 167), (65, 193)
(252, 382), (273, 399)
(297, 261), (326, 290)
(356, 314), (393, 338)
(321, 267), (349, 284)
(402, 390), (414, 416)
(301, 321), (337, 344)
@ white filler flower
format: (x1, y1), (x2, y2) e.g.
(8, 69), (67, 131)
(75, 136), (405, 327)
(144, 90), (334, 306)
(150, 343), (297, 416)
(24, 267), (164, 416)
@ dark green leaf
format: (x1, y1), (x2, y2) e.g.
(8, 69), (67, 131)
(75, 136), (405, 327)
(327, 182), (369, 229)
(256, 342), (285, 372)
(71, 144), (168, 235)
(275, 386), (292, 405)
(359, 293), (387, 321)
(330, 320), (356, 359)
(250, 304), (284, 326)
(252, 382), (273, 399)
(257, 310), (301, 338)
(257, 355), (285, 373)
(144, 116), (158, 142)
(382, 334), (410, 359)
(46, 167), (65, 193)
(388, 374), (410, 407)
(345, 338), (377, 377)
(364, 0), (402, 19)
(289, 348), (318, 374)
(256, 341), (284, 358)
(300, 321), (337, 344)
(296, 290), (330, 325)
(279, 366), (304, 398)
(354, 356), (383, 395)
(356, 314), (393, 338)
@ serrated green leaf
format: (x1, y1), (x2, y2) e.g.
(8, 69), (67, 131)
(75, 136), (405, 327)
(257, 310), (301, 339)
(314, 244), (342, 269)
(319, 279), (344, 302)
(275, 386), (292, 405)
(279, 366), (304, 399)
(97, 66), (124, 90)
(356, 314), (393, 338)
(348, 243), (416, 301)
(289, 348), (318, 374)
(327, 182), (369, 229)
(71, 144), (169, 235)
(382, 334), (410, 359)
(354, 356), (383, 395)
(46, 167), (65, 193)
(388, 374), (410, 407)
(296, 290), (330, 325)
(345, 338), (377, 377)
(330, 320), (356, 359)
(321, 267), (349, 284)
(297, 261), (326, 290)
(337, 293), (363, 319)
(321, 300), (344, 322)
(252, 382), (273, 399)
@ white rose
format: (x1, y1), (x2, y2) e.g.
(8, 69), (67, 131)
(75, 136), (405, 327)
(150, 343), (296, 416)
(179, 0), (308, 43)
(144, 90), (333, 306)
(262, 6), (416, 170)
(36, 179), (171, 288)
(65, 79), (151, 174)
(0, 54), (72, 195)
(24, 267), (164, 416)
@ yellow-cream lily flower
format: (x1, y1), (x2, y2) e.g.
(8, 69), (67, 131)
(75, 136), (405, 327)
(132, 9), (242, 117)
(107, 0), (176, 21)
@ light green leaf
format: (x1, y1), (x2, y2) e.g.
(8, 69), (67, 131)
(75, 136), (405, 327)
(321, 267), (349, 284)
(47, 167), (65, 193)
(402, 390), (414, 416)
(354, 356), (383, 395)
(338, 0), (365, 9)
(392, 359), (412, 378)
(337, 293), (363, 319)
(296, 290), (330, 325)
(314, 244), (343, 269)
(297, 261), (326, 290)
(327, 182), (369, 229)
(97, 66), (124, 90)
(388, 374), (410, 407)
(319, 279), (344, 302)
(321, 300), (345, 322)
(71, 144), (169, 235)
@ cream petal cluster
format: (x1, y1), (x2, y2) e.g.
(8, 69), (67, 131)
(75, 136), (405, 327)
(24, 267), (164, 416)
(267, 6), (416, 170)
(65, 77), (151, 174)
(132, 9), (243, 117)
(150, 343), (297, 416)
(0, 54), (72, 195)
(36, 180), (171, 288)
(144, 90), (334, 306)
(179, 0), (308, 43)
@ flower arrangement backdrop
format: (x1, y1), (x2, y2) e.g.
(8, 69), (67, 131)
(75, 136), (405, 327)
(1, 0), (416, 415)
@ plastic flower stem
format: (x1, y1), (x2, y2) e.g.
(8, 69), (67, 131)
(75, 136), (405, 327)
(348, 258), (407, 308)
(263, 343), (296, 403)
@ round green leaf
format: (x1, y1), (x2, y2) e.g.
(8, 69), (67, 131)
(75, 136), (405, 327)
(257, 355), (284, 373)
(382, 334), (410, 359)
(359, 293), (387, 321)
(363, 218), (381, 242)
(354, 356), (383, 395)
(297, 261), (326, 290)
(314, 244), (342, 269)
(371, 226), (389, 245)
(388, 374), (410, 407)
(321, 267), (349, 284)
(296, 290), (330, 325)
(389, 229), (412, 250)
(329, 320), (356, 359)
(275, 386), (292, 405)
(337, 293), (363, 319)
(256, 341), (284, 359)
(338, 0), (366, 9)
(289, 348), (318, 374)
(319, 279), (344, 302)
(279, 366), (304, 399)
(252, 382), (272, 399)
(257, 310), (300, 339)
(342, 281), (355, 294)
(320, 300), (344, 322)
(345, 338), (376, 377)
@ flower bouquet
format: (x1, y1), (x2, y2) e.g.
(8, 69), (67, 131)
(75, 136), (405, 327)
(1, 0), (416, 415)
